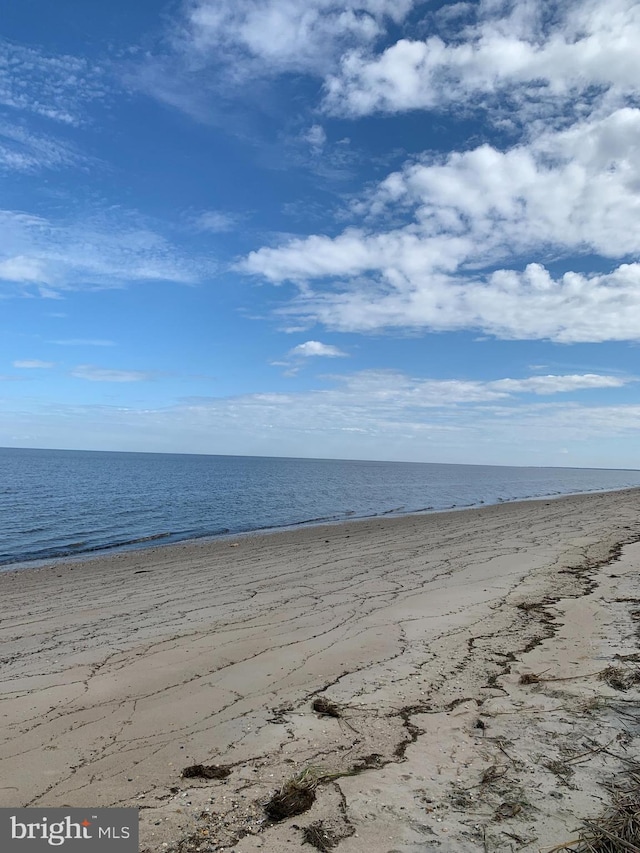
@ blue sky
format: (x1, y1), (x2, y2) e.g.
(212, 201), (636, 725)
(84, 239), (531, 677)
(1, 0), (640, 466)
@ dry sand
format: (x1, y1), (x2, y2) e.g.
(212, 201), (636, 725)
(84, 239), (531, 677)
(2, 490), (640, 852)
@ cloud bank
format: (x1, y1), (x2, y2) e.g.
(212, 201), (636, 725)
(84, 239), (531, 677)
(324, 0), (640, 120)
(243, 106), (640, 341)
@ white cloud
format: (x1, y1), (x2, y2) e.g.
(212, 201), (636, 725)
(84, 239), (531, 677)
(0, 40), (107, 126)
(0, 208), (211, 296)
(288, 340), (347, 357)
(180, 0), (415, 78)
(131, 0), (416, 120)
(0, 122), (82, 173)
(303, 124), (327, 153)
(4, 369), (636, 463)
(320, 370), (631, 407)
(13, 360), (55, 369)
(71, 365), (153, 382)
(193, 210), (240, 233)
(269, 263), (640, 343)
(242, 108), (640, 342)
(50, 339), (116, 347)
(324, 0), (640, 119)
(0, 255), (51, 284)
(486, 374), (628, 395)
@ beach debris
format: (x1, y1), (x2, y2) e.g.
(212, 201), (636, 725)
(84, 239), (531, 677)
(181, 763), (232, 780)
(547, 770), (640, 851)
(351, 753), (385, 772)
(598, 665), (640, 692)
(267, 704), (293, 724)
(519, 672), (542, 685)
(480, 764), (508, 785)
(494, 801), (522, 820)
(615, 652), (640, 663)
(265, 767), (343, 822)
(301, 821), (340, 851)
(264, 770), (318, 820)
(301, 818), (356, 851)
(544, 759), (575, 787)
(312, 697), (342, 718)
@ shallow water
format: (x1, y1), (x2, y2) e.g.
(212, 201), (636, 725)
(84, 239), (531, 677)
(1, 447), (639, 567)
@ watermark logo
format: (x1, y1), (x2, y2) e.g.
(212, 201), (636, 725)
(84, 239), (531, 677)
(1, 809), (138, 852)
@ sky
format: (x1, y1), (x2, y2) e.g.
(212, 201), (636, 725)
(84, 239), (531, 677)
(1, 0), (640, 467)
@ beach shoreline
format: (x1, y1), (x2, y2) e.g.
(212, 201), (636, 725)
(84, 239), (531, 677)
(2, 489), (640, 851)
(2, 482), (638, 576)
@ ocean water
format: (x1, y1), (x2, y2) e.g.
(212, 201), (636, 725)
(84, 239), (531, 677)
(1, 447), (640, 569)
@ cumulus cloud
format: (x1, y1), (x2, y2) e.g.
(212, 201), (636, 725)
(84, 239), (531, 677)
(242, 108), (640, 342)
(324, 0), (640, 120)
(71, 365), (153, 382)
(131, 0), (416, 120)
(288, 340), (347, 357)
(179, 0), (415, 79)
(271, 263), (640, 343)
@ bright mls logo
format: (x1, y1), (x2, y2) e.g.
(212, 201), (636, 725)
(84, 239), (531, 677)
(0, 809), (138, 852)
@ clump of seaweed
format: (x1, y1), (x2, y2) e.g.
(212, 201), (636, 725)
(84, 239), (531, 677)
(302, 821), (340, 852)
(266, 780), (316, 821)
(312, 697), (342, 718)
(265, 767), (341, 821)
(181, 763), (231, 780)
(547, 770), (640, 851)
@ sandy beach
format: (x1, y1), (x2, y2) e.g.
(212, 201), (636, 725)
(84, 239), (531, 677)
(2, 489), (640, 852)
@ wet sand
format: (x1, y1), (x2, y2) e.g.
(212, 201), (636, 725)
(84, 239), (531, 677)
(2, 489), (640, 852)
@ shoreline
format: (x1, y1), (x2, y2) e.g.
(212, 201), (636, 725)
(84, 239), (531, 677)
(3, 482), (639, 575)
(2, 489), (640, 851)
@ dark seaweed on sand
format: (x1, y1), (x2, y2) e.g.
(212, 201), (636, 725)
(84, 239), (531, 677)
(312, 697), (342, 718)
(181, 763), (231, 780)
(264, 767), (345, 822)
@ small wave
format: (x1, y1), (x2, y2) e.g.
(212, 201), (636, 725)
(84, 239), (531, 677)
(382, 506), (405, 515)
(0, 532), (173, 567)
(288, 514), (340, 527)
(127, 532), (173, 545)
(80, 532), (173, 553)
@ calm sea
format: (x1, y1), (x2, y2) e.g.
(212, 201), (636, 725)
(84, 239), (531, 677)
(1, 447), (640, 569)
